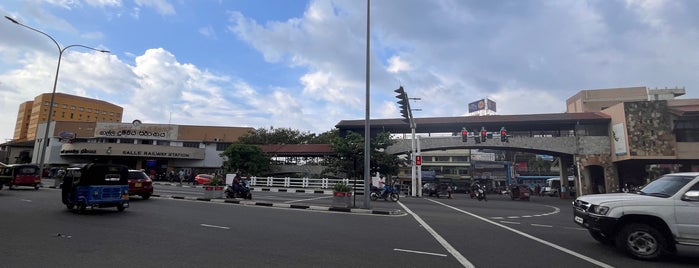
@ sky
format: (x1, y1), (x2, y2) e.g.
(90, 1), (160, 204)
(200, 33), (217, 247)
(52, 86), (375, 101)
(1, 0), (698, 142)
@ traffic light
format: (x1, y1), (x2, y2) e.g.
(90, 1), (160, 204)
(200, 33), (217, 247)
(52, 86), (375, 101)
(415, 155), (422, 166)
(480, 127), (488, 143)
(461, 129), (468, 142)
(394, 86), (410, 122)
(500, 127), (508, 142)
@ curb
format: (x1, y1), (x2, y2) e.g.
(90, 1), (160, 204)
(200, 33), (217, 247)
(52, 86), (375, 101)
(151, 194), (403, 215)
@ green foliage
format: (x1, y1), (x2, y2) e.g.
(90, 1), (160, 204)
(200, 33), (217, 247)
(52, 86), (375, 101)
(333, 182), (352, 192)
(220, 143), (270, 177)
(237, 127), (338, 145)
(323, 131), (399, 179)
(209, 175), (225, 186)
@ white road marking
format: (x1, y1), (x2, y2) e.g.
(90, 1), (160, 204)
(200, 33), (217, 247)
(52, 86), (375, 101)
(500, 221), (521, 225)
(531, 224), (553, 228)
(398, 202), (475, 268)
(394, 248), (447, 257)
(427, 199), (614, 268)
(200, 224), (230, 230)
(21, 199), (32, 202)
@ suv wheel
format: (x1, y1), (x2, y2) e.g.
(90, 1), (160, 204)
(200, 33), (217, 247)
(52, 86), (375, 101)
(615, 223), (671, 260)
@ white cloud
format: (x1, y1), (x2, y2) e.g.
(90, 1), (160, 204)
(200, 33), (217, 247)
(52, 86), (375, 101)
(134, 0), (175, 16)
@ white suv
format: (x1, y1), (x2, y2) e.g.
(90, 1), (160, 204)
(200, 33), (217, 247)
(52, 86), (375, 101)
(573, 172), (699, 260)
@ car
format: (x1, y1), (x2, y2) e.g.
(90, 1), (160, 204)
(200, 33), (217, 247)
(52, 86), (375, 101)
(128, 170), (153, 199)
(573, 172), (699, 260)
(193, 174), (214, 185)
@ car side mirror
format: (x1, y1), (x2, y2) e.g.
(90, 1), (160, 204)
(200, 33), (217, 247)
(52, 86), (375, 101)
(681, 190), (699, 201)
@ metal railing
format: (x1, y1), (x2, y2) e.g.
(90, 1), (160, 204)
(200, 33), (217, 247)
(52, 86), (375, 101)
(248, 177), (366, 192)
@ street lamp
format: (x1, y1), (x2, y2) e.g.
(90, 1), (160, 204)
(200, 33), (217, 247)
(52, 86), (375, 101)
(5, 16), (110, 178)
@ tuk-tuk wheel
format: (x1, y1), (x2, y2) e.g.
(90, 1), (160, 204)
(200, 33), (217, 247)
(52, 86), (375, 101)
(34, 185), (40, 190)
(78, 204), (87, 213)
(117, 204), (125, 212)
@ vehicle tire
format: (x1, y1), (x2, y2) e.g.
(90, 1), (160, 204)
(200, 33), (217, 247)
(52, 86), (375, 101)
(78, 203), (87, 214)
(370, 192), (379, 201)
(589, 230), (614, 246)
(246, 193), (252, 200)
(389, 193), (399, 202)
(615, 223), (672, 260)
(35, 184), (40, 190)
(117, 204), (125, 212)
(66, 203), (74, 210)
(0, 183), (3, 190)
(141, 194), (151, 200)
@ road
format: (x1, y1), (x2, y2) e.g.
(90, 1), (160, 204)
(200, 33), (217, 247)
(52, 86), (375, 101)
(1, 185), (698, 267)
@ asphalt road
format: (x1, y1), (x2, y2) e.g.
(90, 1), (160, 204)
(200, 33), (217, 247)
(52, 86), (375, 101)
(2, 185), (698, 268)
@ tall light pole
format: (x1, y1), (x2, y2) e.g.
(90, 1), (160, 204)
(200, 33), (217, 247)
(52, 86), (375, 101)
(363, 0), (371, 209)
(5, 16), (109, 177)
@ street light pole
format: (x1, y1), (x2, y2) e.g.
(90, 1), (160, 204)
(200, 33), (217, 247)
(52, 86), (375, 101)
(5, 16), (109, 178)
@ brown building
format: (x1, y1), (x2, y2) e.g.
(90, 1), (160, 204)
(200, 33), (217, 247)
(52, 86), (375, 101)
(566, 86), (686, 113)
(13, 93), (123, 142)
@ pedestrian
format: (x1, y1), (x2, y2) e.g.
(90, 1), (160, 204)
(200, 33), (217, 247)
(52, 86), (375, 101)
(178, 169), (185, 185)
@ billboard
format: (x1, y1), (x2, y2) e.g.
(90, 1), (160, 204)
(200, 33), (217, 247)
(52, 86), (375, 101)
(487, 98), (496, 112)
(468, 99), (486, 113)
(469, 98), (496, 113)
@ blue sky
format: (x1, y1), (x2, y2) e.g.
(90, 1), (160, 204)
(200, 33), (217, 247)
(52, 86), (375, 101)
(1, 0), (698, 142)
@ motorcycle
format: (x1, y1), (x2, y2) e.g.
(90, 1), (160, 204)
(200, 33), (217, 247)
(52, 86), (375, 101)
(225, 180), (252, 199)
(370, 185), (400, 202)
(470, 185), (487, 201)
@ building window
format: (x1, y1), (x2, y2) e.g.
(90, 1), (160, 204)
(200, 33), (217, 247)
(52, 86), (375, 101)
(44, 101), (50, 106)
(79, 107), (84, 111)
(61, 112), (65, 117)
(53, 103), (58, 107)
(141, 140), (152, 145)
(102, 111), (106, 115)
(110, 112), (114, 116)
(71, 105), (76, 110)
(156, 140), (170, 146)
(62, 104), (67, 109)
(120, 139), (134, 144)
(70, 113), (74, 119)
(216, 143), (232, 151)
(453, 156), (470, 162)
(87, 108), (92, 113)
(183, 142), (199, 148)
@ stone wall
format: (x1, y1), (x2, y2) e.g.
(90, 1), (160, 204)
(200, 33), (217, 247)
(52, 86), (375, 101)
(576, 154), (618, 195)
(624, 101), (675, 156)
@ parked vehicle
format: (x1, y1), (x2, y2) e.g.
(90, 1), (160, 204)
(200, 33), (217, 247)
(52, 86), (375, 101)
(225, 179), (252, 199)
(0, 164), (41, 190)
(573, 172), (699, 260)
(61, 163), (130, 213)
(128, 170), (153, 199)
(193, 174), (214, 185)
(371, 185), (400, 202)
(424, 179), (453, 198)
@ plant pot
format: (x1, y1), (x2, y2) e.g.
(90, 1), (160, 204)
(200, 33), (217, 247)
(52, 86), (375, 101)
(203, 185), (225, 199)
(332, 191), (352, 208)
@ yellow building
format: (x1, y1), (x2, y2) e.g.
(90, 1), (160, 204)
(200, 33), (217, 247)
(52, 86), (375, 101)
(13, 93), (123, 142)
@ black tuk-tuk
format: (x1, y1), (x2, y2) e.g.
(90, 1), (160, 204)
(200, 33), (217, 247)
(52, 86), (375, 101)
(61, 163), (130, 212)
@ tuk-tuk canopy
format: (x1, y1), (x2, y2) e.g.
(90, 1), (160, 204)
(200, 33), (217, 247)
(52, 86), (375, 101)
(72, 163), (129, 186)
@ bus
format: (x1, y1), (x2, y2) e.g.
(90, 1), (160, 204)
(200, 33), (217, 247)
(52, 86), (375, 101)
(542, 176), (575, 197)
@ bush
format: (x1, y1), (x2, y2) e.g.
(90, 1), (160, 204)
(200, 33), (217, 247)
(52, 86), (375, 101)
(333, 182), (352, 192)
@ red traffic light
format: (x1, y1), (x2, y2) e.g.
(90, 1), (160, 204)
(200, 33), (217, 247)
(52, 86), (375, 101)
(415, 155), (422, 166)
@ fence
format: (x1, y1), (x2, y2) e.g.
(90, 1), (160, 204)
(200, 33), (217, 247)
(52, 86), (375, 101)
(248, 177), (366, 192)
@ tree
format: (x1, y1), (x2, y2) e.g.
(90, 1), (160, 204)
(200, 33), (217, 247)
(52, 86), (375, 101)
(323, 131), (399, 179)
(238, 127), (338, 145)
(220, 143), (270, 177)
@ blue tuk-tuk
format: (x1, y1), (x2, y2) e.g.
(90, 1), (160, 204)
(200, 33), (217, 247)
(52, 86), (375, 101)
(61, 163), (130, 212)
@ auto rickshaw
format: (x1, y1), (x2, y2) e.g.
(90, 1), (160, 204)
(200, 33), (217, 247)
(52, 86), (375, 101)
(509, 184), (531, 201)
(61, 163), (130, 212)
(0, 164), (42, 190)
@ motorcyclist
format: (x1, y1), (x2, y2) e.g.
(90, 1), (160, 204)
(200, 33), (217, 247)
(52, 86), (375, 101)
(231, 174), (241, 193)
